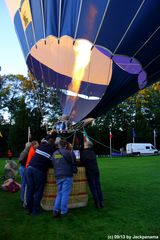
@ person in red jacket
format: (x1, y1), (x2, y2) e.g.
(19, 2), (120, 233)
(25, 141), (39, 168)
(22, 141), (39, 207)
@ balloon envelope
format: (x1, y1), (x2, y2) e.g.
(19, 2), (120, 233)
(5, 0), (160, 121)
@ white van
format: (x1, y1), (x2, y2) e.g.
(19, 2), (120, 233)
(126, 143), (158, 156)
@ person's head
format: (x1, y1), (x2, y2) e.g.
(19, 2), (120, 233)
(57, 139), (68, 149)
(31, 140), (39, 149)
(54, 137), (61, 147)
(67, 143), (72, 151)
(84, 141), (93, 149)
(47, 138), (55, 147)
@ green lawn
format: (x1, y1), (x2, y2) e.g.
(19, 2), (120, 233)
(0, 156), (160, 240)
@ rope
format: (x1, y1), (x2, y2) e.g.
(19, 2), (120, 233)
(29, 74), (44, 118)
(40, 0), (46, 40)
(148, 69), (160, 80)
(58, 0), (62, 42)
(18, 8), (44, 118)
(113, 0), (146, 54)
(57, 132), (75, 139)
(143, 54), (160, 70)
(73, 0), (83, 41)
(28, 2), (50, 108)
(28, 0), (37, 48)
(80, 130), (120, 153)
(132, 26), (160, 58)
(93, 0), (111, 46)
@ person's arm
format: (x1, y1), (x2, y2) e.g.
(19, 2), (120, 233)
(18, 150), (28, 165)
(25, 147), (35, 168)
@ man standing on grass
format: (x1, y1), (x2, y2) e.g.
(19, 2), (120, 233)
(80, 141), (104, 209)
(51, 139), (76, 217)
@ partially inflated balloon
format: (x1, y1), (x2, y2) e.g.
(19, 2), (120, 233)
(6, 0), (160, 121)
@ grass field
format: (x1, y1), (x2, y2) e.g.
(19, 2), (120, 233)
(0, 156), (160, 240)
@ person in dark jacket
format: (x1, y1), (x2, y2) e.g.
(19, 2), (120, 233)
(51, 139), (76, 217)
(80, 141), (104, 208)
(25, 138), (55, 215)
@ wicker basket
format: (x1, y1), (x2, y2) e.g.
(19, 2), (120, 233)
(41, 167), (88, 210)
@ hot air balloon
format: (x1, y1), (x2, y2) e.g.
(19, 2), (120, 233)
(5, 0), (160, 123)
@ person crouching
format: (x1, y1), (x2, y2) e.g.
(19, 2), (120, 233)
(51, 139), (76, 217)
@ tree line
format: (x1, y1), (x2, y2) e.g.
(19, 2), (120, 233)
(0, 74), (160, 156)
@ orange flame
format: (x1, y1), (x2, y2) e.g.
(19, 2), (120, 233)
(69, 40), (92, 95)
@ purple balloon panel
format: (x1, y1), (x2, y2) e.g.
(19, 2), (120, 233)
(138, 71), (147, 89)
(95, 46), (112, 58)
(113, 55), (142, 74)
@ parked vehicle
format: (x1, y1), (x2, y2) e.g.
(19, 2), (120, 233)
(126, 143), (158, 156)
